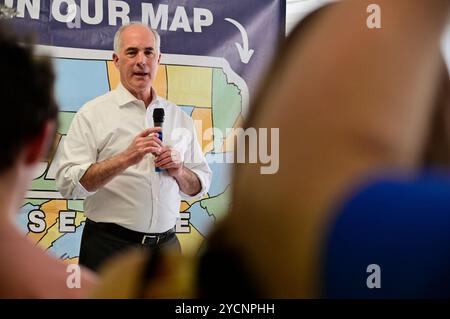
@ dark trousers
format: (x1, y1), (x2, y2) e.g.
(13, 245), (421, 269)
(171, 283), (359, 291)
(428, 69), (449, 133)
(79, 219), (181, 272)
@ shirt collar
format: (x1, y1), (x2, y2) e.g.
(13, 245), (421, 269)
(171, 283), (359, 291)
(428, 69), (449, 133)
(115, 82), (159, 108)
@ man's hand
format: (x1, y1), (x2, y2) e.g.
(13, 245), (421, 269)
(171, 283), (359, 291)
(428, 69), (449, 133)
(122, 127), (162, 166)
(154, 145), (183, 177)
(155, 145), (202, 196)
(79, 127), (162, 192)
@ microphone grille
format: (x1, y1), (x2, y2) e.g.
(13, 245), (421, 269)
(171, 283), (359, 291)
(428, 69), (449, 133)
(153, 108), (165, 123)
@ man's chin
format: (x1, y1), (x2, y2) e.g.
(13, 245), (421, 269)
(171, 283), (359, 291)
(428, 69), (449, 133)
(131, 82), (151, 91)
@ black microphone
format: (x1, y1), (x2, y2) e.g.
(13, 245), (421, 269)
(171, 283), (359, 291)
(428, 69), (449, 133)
(153, 108), (165, 172)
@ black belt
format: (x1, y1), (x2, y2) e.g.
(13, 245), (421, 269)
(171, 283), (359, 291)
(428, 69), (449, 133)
(86, 219), (175, 246)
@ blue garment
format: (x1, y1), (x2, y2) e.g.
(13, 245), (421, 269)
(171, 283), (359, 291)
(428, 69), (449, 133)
(323, 172), (450, 298)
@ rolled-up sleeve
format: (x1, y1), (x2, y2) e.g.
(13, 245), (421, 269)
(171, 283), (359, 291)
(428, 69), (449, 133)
(55, 109), (98, 199)
(179, 118), (212, 200)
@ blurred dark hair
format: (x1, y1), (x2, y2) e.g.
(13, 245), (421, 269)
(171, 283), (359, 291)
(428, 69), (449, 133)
(0, 21), (58, 173)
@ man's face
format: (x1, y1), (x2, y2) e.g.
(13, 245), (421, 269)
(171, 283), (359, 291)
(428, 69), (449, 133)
(113, 25), (161, 98)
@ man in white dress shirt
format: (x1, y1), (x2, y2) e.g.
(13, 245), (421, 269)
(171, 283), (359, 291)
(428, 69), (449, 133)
(56, 23), (212, 272)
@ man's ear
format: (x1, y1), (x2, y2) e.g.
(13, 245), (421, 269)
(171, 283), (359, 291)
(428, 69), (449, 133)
(25, 121), (57, 165)
(157, 53), (161, 65)
(113, 52), (119, 68)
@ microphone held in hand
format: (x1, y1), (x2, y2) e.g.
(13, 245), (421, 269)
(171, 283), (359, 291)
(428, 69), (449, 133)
(153, 108), (165, 172)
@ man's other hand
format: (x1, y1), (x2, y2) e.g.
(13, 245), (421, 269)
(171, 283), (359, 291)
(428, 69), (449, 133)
(154, 146), (183, 177)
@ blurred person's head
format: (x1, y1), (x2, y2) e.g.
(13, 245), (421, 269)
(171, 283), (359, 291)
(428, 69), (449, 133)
(0, 22), (58, 223)
(198, 1), (450, 299)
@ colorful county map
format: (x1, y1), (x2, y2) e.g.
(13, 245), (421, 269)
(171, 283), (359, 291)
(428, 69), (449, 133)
(18, 56), (244, 263)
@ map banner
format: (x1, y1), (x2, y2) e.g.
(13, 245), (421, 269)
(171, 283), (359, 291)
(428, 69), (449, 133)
(6, 0), (285, 92)
(4, 0), (285, 262)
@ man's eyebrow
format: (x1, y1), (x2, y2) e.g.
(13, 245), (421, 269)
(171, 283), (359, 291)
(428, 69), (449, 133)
(125, 47), (154, 52)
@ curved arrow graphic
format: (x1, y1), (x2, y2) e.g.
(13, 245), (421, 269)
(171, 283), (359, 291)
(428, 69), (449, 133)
(225, 18), (254, 64)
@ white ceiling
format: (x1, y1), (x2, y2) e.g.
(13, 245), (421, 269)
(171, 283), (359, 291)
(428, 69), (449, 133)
(286, 0), (333, 34)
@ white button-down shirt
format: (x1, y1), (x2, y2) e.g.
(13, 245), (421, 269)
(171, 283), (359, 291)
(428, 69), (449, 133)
(56, 84), (212, 233)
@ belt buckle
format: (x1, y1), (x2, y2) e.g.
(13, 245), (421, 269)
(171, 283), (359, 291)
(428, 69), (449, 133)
(142, 235), (159, 245)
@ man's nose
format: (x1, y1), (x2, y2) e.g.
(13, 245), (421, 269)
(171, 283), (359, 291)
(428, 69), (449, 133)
(136, 51), (146, 66)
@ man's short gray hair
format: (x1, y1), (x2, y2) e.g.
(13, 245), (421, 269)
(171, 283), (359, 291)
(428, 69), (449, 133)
(113, 22), (161, 53)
